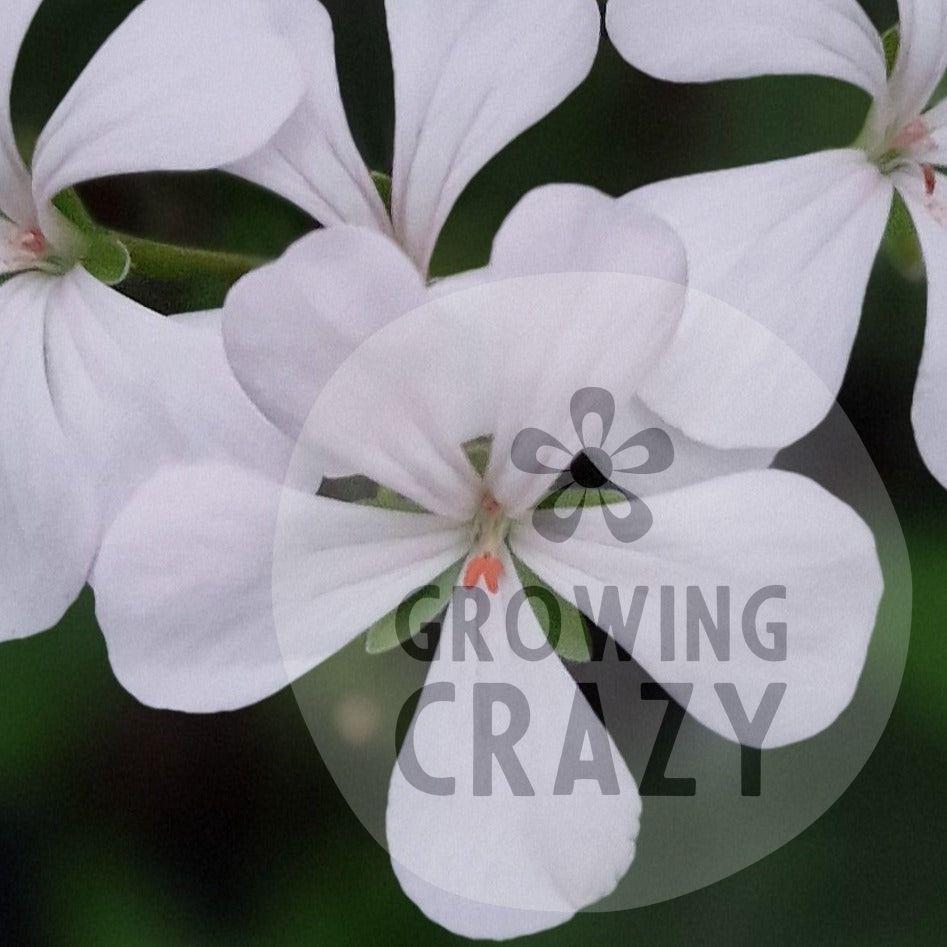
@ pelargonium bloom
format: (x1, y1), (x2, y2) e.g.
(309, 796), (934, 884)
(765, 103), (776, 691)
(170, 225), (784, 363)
(0, 0), (304, 637)
(225, 0), (601, 276)
(602, 0), (947, 482)
(90, 224), (882, 938)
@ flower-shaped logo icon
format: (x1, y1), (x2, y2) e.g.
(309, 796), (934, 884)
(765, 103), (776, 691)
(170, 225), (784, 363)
(511, 387), (674, 544)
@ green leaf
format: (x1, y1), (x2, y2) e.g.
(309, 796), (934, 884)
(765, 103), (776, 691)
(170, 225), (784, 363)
(882, 24), (900, 78)
(463, 436), (492, 478)
(511, 555), (592, 663)
(371, 171), (393, 215)
(884, 190), (924, 282)
(365, 561), (464, 654)
(537, 487), (626, 510)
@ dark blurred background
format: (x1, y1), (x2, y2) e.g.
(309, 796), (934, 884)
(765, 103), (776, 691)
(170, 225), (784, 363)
(2, 0), (944, 943)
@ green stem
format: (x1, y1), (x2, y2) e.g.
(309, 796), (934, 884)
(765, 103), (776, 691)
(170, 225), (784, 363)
(114, 232), (267, 284)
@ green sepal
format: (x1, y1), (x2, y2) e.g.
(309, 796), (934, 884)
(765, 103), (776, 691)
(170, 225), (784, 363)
(511, 555), (592, 663)
(52, 188), (96, 231)
(884, 190), (924, 282)
(365, 561), (464, 655)
(81, 231), (131, 286)
(51, 189), (130, 286)
(882, 25), (900, 78)
(320, 475), (430, 514)
(463, 436), (492, 478)
(362, 485), (429, 514)
(537, 487), (627, 511)
(371, 171), (393, 214)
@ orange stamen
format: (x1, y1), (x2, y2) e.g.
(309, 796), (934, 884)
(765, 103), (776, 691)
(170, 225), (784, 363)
(463, 554), (504, 595)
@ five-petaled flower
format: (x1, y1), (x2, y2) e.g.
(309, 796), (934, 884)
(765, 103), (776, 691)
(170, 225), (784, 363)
(91, 267), (883, 941)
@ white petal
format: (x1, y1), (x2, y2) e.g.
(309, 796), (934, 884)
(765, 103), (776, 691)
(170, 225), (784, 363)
(0, 269), (290, 639)
(30, 0), (305, 238)
(489, 183), (687, 282)
(387, 0), (600, 272)
(0, 276), (288, 641)
(165, 308), (293, 481)
(482, 185), (773, 485)
(605, 0), (886, 97)
(896, 169), (947, 488)
(480, 279), (685, 515)
(925, 96), (947, 157)
(300, 282), (495, 519)
(42, 269), (291, 501)
(626, 150), (893, 449)
(0, 0), (40, 225)
(92, 464), (467, 711)
(387, 557), (640, 939)
(513, 470), (883, 748)
(0, 272), (98, 637)
(273, 492), (469, 676)
(227, 0), (390, 233)
(305, 274), (684, 518)
(886, 0), (947, 127)
(91, 465), (290, 711)
(604, 400), (776, 498)
(222, 227), (426, 440)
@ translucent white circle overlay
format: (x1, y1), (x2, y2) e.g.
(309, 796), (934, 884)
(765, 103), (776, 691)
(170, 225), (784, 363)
(271, 273), (911, 918)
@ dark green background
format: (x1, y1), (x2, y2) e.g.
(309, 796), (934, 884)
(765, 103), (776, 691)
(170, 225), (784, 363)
(2, 0), (944, 943)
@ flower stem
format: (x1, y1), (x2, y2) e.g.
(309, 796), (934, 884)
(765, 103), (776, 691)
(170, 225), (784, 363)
(113, 232), (267, 285)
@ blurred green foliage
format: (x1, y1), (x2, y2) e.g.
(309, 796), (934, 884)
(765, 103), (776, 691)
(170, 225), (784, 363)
(2, 0), (944, 944)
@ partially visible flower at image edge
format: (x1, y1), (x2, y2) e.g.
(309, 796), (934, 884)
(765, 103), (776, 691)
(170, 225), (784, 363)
(0, 0), (305, 639)
(593, 0), (947, 487)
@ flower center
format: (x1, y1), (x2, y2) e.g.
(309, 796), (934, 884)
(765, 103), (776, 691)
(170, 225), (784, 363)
(0, 221), (48, 273)
(873, 116), (934, 167)
(462, 492), (509, 595)
(892, 117), (933, 151)
(864, 114), (945, 223)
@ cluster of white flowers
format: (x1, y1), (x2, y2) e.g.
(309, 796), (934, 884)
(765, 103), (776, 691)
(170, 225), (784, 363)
(0, 0), (940, 939)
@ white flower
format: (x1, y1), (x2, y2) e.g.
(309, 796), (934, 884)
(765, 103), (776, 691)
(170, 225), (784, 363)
(89, 225), (882, 938)
(603, 0), (947, 482)
(226, 0), (601, 276)
(0, 0), (305, 637)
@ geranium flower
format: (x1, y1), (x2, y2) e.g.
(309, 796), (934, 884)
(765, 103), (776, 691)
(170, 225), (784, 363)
(90, 240), (882, 937)
(0, 0), (305, 637)
(600, 0), (947, 483)
(224, 0), (601, 276)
